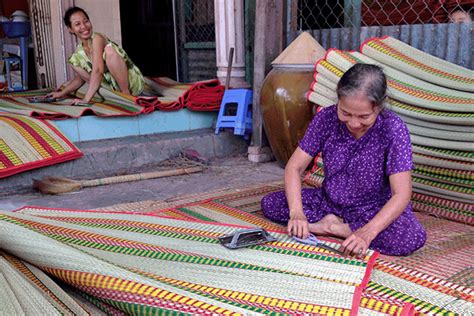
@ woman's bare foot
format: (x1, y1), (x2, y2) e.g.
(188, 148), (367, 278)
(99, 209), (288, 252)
(308, 214), (352, 238)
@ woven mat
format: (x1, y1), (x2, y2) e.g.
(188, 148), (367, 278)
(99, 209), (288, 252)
(137, 77), (224, 111)
(102, 185), (473, 314)
(311, 61), (474, 126)
(6, 182), (472, 314)
(1, 208), (379, 315)
(0, 77), (224, 119)
(305, 157), (473, 224)
(0, 113), (82, 178)
(104, 184), (473, 277)
(0, 84), (152, 119)
(326, 50), (474, 113)
(0, 250), (104, 315)
(360, 36), (474, 92)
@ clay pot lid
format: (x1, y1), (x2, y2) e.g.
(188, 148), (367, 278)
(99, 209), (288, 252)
(272, 32), (326, 65)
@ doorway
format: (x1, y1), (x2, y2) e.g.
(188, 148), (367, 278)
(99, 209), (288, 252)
(119, 0), (177, 79)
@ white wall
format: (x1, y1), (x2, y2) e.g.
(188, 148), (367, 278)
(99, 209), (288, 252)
(75, 0), (122, 45)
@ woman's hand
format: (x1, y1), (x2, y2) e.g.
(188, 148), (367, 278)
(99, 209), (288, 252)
(341, 226), (375, 258)
(70, 98), (89, 106)
(45, 91), (64, 100)
(288, 210), (309, 239)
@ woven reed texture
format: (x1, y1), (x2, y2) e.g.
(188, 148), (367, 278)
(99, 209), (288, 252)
(162, 189), (474, 314)
(0, 113), (83, 178)
(0, 77), (224, 119)
(8, 181), (474, 314)
(306, 41), (473, 229)
(304, 158), (473, 224)
(326, 50), (474, 113)
(361, 36), (474, 92)
(0, 251), (91, 315)
(1, 208), (379, 315)
(311, 62), (474, 126)
(0, 84), (151, 119)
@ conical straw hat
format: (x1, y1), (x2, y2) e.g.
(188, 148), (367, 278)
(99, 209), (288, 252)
(272, 32), (326, 65)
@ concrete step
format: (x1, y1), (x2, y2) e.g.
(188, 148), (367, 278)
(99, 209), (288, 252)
(0, 129), (248, 196)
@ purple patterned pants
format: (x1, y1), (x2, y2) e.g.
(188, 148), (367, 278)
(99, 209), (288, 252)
(261, 188), (427, 256)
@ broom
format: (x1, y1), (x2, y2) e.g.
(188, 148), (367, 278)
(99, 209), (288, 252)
(33, 166), (204, 195)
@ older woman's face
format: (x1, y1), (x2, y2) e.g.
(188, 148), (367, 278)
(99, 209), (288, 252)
(68, 11), (92, 41)
(337, 93), (380, 139)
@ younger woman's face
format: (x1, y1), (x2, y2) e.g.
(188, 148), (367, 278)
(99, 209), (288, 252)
(337, 93), (380, 139)
(68, 11), (92, 41)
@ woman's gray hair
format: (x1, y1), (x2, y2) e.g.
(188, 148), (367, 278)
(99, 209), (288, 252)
(336, 63), (387, 108)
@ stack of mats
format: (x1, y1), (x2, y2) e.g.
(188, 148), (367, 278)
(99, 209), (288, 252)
(137, 77), (225, 111)
(0, 113), (82, 178)
(1, 207), (389, 315)
(306, 36), (474, 226)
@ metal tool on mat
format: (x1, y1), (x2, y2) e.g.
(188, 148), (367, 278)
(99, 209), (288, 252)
(71, 102), (92, 107)
(219, 228), (277, 249)
(292, 234), (344, 255)
(28, 96), (58, 103)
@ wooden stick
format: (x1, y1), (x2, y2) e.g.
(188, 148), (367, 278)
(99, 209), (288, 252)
(225, 47), (234, 90)
(33, 166), (204, 195)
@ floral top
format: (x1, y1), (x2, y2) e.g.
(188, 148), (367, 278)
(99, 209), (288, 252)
(299, 105), (413, 222)
(68, 32), (144, 96)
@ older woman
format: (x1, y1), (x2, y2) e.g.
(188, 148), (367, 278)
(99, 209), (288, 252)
(48, 6), (144, 104)
(261, 63), (426, 256)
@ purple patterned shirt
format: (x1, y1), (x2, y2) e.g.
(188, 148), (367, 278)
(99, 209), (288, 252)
(299, 105), (413, 221)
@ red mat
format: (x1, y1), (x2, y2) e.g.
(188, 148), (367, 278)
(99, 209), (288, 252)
(136, 77), (224, 111)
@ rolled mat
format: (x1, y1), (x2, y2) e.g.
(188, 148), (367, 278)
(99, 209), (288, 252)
(412, 144), (474, 163)
(360, 36), (474, 92)
(398, 114), (474, 133)
(414, 163), (473, 182)
(412, 176), (473, 202)
(136, 77), (224, 112)
(310, 81), (337, 100)
(306, 91), (335, 107)
(312, 61), (474, 125)
(411, 192), (473, 225)
(410, 134), (474, 151)
(315, 59), (344, 83)
(303, 161), (473, 224)
(313, 73), (338, 90)
(413, 169), (473, 188)
(325, 50), (474, 113)
(413, 153), (473, 171)
(406, 123), (474, 142)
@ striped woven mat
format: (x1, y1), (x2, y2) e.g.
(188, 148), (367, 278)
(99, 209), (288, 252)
(0, 113), (82, 178)
(100, 185), (473, 314)
(2, 207), (382, 315)
(0, 77), (224, 119)
(325, 50), (474, 113)
(310, 60), (474, 126)
(0, 85), (152, 119)
(0, 250), (108, 315)
(360, 36), (474, 92)
(304, 156), (473, 225)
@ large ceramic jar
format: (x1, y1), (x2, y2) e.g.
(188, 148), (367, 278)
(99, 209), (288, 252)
(260, 64), (314, 167)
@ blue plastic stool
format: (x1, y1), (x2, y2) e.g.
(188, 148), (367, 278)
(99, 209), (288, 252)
(215, 89), (252, 136)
